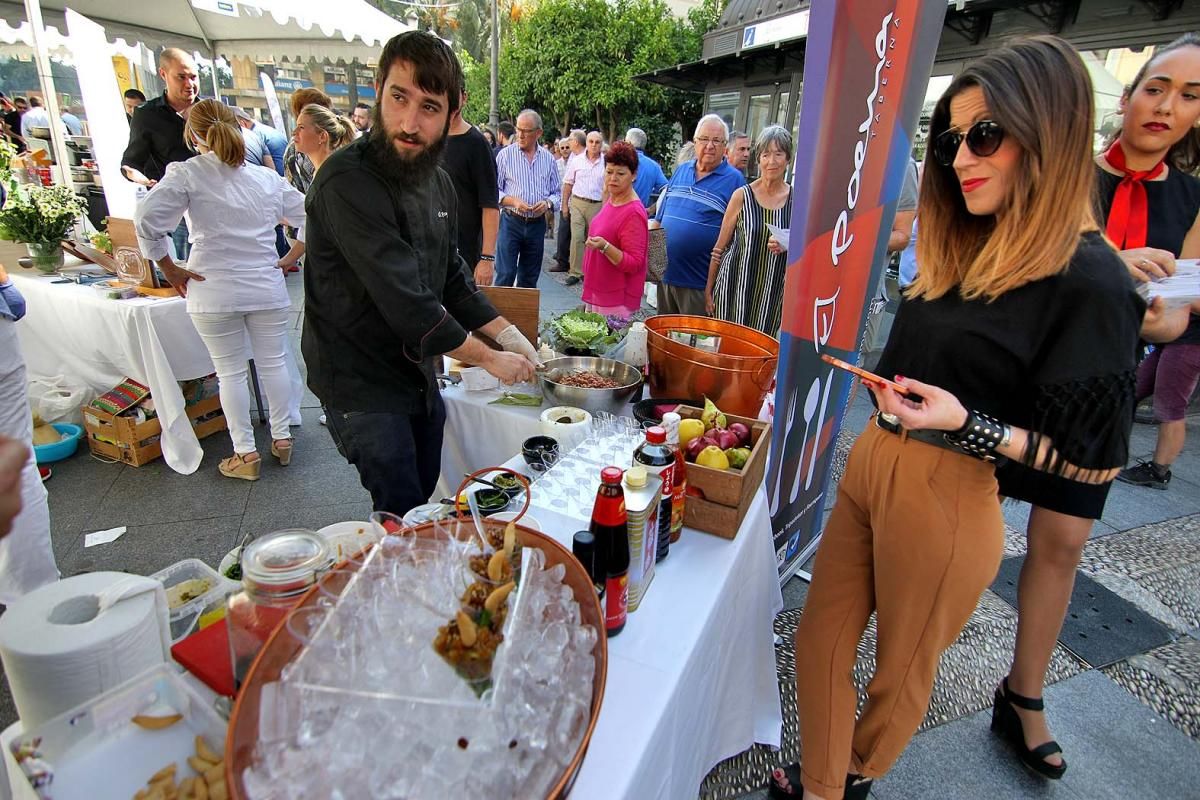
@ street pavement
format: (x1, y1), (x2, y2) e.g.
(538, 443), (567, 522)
(5, 248), (1197, 798)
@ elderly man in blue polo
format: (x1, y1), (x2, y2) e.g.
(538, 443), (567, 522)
(653, 114), (746, 315)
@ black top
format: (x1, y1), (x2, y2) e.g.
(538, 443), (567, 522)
(4, 110), (25, 153)
(879, 232), (1144, 476)
(301, 138), (499, 415)
(121, 92), (195, 183)
(1096, 164), (1200, 344)
(440, 126), (499, 267)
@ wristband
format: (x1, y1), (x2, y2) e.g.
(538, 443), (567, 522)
(944, 409), (1007, 460)
(479, 254), (495, 262)
(601, 242), (609, 254)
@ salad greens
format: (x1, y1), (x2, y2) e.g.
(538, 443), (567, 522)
(550, 309), (610, 350)
(490, 392), (543, 407)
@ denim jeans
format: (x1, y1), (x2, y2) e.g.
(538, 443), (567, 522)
(495, 212), (546, 288)
(323, 394), (447, 515)
(172, 218), (191, 261)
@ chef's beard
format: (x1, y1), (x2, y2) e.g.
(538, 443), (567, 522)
(366, 106), (448, 186)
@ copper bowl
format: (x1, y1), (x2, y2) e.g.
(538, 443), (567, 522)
(645, 315), (779, 417)
(225, 519), (607, 800)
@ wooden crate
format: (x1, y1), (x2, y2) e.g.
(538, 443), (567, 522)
(675, 404), (771, 539)
(84, 394), (226, 467)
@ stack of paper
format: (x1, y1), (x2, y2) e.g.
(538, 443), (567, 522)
(1139, 259), (1200, 308)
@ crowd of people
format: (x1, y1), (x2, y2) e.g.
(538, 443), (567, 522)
(0, 25), (1195, 800)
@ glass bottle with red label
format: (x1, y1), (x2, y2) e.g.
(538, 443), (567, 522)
(589, 466), (628, 637)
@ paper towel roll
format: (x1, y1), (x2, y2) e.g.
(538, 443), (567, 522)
(0, 572), (171, 728)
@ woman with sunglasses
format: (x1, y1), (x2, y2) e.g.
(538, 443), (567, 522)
(985, 33), (1200, 782)
(135, 100), (306, 481)
(768, 37), (1144, 800)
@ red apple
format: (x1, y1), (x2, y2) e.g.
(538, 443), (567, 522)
(715, 429), (740, 450)
(685, 437), (707, 462)
(728, 422), (752, 447)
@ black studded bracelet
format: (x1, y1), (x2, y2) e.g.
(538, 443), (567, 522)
(944, 410), (1008, 461)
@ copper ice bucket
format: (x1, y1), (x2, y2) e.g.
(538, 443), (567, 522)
(644, 315), (778, 418)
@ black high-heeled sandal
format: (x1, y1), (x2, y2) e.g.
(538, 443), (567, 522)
(766, 764), (873, 799)
(991, 677), (1067, 779)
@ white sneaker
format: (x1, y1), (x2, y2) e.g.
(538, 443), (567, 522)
(319, 413), (327, 426)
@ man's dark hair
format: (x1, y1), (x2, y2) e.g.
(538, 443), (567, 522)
(497, 121), (515, 139)
(354, 102), (371, 112)
(124, 88), (146, 101)
(375, 32), (462, 116)
(28, 97), (42, 108)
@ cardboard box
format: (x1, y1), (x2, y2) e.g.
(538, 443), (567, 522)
(84, 393), (225, 467)
(675, 404), (771, 539)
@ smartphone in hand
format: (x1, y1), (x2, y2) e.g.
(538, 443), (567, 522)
(820, 354), (910, 396)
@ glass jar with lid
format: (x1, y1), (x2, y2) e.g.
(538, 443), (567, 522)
(227, 528), (333, 688)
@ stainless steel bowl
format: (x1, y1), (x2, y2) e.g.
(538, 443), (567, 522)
(539, 356), (642, 416)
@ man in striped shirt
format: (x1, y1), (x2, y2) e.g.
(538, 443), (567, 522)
(494, 109), (561, 288)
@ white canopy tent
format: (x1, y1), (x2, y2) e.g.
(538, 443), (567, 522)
(0, 0), (408, 216)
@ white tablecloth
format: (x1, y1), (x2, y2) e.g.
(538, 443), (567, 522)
(483, 446), (784, 798)
(10, 272), (303, 474)
(438, 384), (547, 497)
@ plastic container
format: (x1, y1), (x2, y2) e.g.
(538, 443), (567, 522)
(644, 315), (779, 417)
(32, 422), (83, 464)
(316, 520), (377, 563)
(151, 558), (239, 644)
(8, 663), (226, 800)
(91, 279), (139, 300)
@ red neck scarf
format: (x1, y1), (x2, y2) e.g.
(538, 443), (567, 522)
(1104, 139), (1165, 250)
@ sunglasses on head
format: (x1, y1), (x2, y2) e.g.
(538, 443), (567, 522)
(932, 119), (1005, 167)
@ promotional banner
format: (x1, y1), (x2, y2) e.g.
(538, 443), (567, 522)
(768, 0), (946, 581)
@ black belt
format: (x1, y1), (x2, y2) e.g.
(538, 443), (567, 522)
(572, 196), (602, 203)
(874, 413), (999, 463)
(503, 210), (544, 223)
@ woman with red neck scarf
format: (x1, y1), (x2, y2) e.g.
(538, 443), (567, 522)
(993, 33), (1200, 782)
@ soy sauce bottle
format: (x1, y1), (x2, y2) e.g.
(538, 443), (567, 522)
(633, 426), (674, 562)
(590, 466), (628, 637)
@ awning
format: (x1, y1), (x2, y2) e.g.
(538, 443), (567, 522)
(636, 38), (806, 93)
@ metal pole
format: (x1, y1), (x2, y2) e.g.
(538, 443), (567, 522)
(209, 50), (220, 100)
(23, 0), (74, 192)
(489, 0), (499, 126)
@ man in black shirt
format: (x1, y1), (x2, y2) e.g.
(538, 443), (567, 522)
(440, 89), (499, 286)
(3, 96), (27, 154)
(303, 32), (538, 514)
(122, 48), (199, 258)
(124, 88), (146, 123)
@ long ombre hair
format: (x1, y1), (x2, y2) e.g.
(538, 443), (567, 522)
(184, 99), (244, 168)
(911, 36), (1098, 302)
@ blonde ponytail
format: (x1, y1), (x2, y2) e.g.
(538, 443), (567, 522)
(301, 104), (357, 152)
(185, 99), (246, 168)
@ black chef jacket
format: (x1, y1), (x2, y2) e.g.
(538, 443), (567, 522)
(302, 137), (499, 414)
(121, 92), (195, 183)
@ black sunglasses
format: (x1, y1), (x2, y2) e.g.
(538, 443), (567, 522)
(932, 120), (1005, 166)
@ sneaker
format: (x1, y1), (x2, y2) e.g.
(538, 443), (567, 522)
(1116, 459), (1171, 489)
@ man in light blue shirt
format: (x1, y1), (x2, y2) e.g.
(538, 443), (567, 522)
(654, 114), (746, 315)
(626, 127), (667, 211)
(234, 107), (286, 177)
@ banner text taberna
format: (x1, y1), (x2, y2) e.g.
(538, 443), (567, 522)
(769, 0), (947, 581)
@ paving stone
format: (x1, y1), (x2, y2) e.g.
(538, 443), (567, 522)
(86, 456), (252, 529)
(61, 514), (243, 578)
(237, 500), (375, 540)
(1077, 515), (1200, 631)
(1099, 474), (1200, 532)
(244, 460), (371, 513)
(1101, 638), (1200, 740)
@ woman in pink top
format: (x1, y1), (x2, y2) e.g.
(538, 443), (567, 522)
(581, 140), (648, 319)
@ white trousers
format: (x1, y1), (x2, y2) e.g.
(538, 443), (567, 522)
(0, 321), (58, 606)
(190, 308), (292, 455)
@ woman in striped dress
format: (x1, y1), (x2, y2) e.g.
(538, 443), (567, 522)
(705, 125), (794, 336)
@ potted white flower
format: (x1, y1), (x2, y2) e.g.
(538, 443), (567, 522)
(0, 181), (87, 273)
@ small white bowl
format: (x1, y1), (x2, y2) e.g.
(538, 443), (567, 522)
(317, 521), (376, 561)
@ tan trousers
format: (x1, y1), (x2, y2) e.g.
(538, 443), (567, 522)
(794, 420), (1005, 798)
(568, 195), (602, 277)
